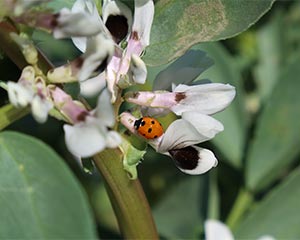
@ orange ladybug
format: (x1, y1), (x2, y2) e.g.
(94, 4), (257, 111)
(134, 117), (164, 139)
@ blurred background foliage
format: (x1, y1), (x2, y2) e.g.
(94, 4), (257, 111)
(1, 0), (300, 239)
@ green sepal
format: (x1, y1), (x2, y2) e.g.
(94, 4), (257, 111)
(120, 137), (146, 180)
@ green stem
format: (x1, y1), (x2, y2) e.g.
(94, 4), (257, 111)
(93, 149), (158, 239)
(0, 104), (30, 130)
(207, 171), (220, 220)
(226, 189), (253, 230)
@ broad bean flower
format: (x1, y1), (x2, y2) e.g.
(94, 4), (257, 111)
(120, 82), (235, 175)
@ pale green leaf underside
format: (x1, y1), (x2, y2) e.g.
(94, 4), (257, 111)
(0, 131), (96, 239)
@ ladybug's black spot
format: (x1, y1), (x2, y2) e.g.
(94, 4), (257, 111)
(151, 120), (155, 124)
(105, 15), (128, 44)
(148, 128), (152, 133)
(154, 135), (158, 138)
(169, 146), (199, 170)
(141, 121), (146, 126)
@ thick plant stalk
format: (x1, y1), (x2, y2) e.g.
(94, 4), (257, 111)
(93, 149), (158, 239)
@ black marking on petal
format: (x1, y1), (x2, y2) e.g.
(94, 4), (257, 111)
(73, 57), (84, 70)
(148, 128), (152, 133)
(51, 13), (59, 27)
(77, 111), (89, 122)
(175, 92), (186, 102)
(132, 31), (139, 41)
(105, 15), (128, 44)
(95, 55), (109, 74)
(169, 146), (199, 170)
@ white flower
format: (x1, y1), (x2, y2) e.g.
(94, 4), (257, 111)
(7, 66), (52, 123)
(53, 7), (105, 39)
(205, 220), (275, 240)
(60, 88), (122, 158)
(120, 112), (219, 175)
(157, 111), (224, 153)
(125, 83), (236, 116)
(71, 0), (154, 100)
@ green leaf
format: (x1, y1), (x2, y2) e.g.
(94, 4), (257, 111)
(46, 0), (76, 12)
(246, 56), (300, 192)
(153, 50), (214, 91)
(0, 131), (96, 239)
(153, 176), (207, 239)
(144, 0), (274, 66)
(253, 10), (285, 101)
(235, 167), (300, 239)
(194, 42), (247, 168)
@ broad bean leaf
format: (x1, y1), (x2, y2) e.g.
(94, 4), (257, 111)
(235, 167), (300, 239)
(254, 10), (285, 101)
(153, 50), (213, 91)
(0, 131), (96, 239)
(194, 42), (247, 168)
(246, 56), (300, 192)
(153, 176), (207, 239)
(144, 0), (274, 66)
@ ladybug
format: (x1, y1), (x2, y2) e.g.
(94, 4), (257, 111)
(134, 117), (164, 139)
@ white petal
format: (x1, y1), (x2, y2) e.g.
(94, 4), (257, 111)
(72, 37), (87, 52)
(106, 131), (122, 148)
(31, 96), (53, 123)
(130, 54), (147, 84)
(102, 0), (133, 41)
(119, 112), (136, 134)
(172, 83), (236, 115)
(80, 72), (106, 97)
(205, 219), (234, 240)
(7, 82), (33, 107)
(171, 146), (217, 175)
(132, 0), (154, 47)
(63, 121), (106, 158)
(106, 54), (122, 102)
(71, 0), (106, 52)
(95, 88), (115, 127)
(54, 8), (103, 39)
(78, 33), (114, 81)
(158, 119), (208, 153)
(182, 111), (224, 140)
(257, 236), (276, 240)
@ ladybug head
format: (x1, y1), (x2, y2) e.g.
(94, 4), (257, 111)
(134, 117), (143, 130)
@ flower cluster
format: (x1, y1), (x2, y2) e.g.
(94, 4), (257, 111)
(2, 0), (235, 178)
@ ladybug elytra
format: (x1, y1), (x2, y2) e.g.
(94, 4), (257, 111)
(134, 117), (164, 139)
